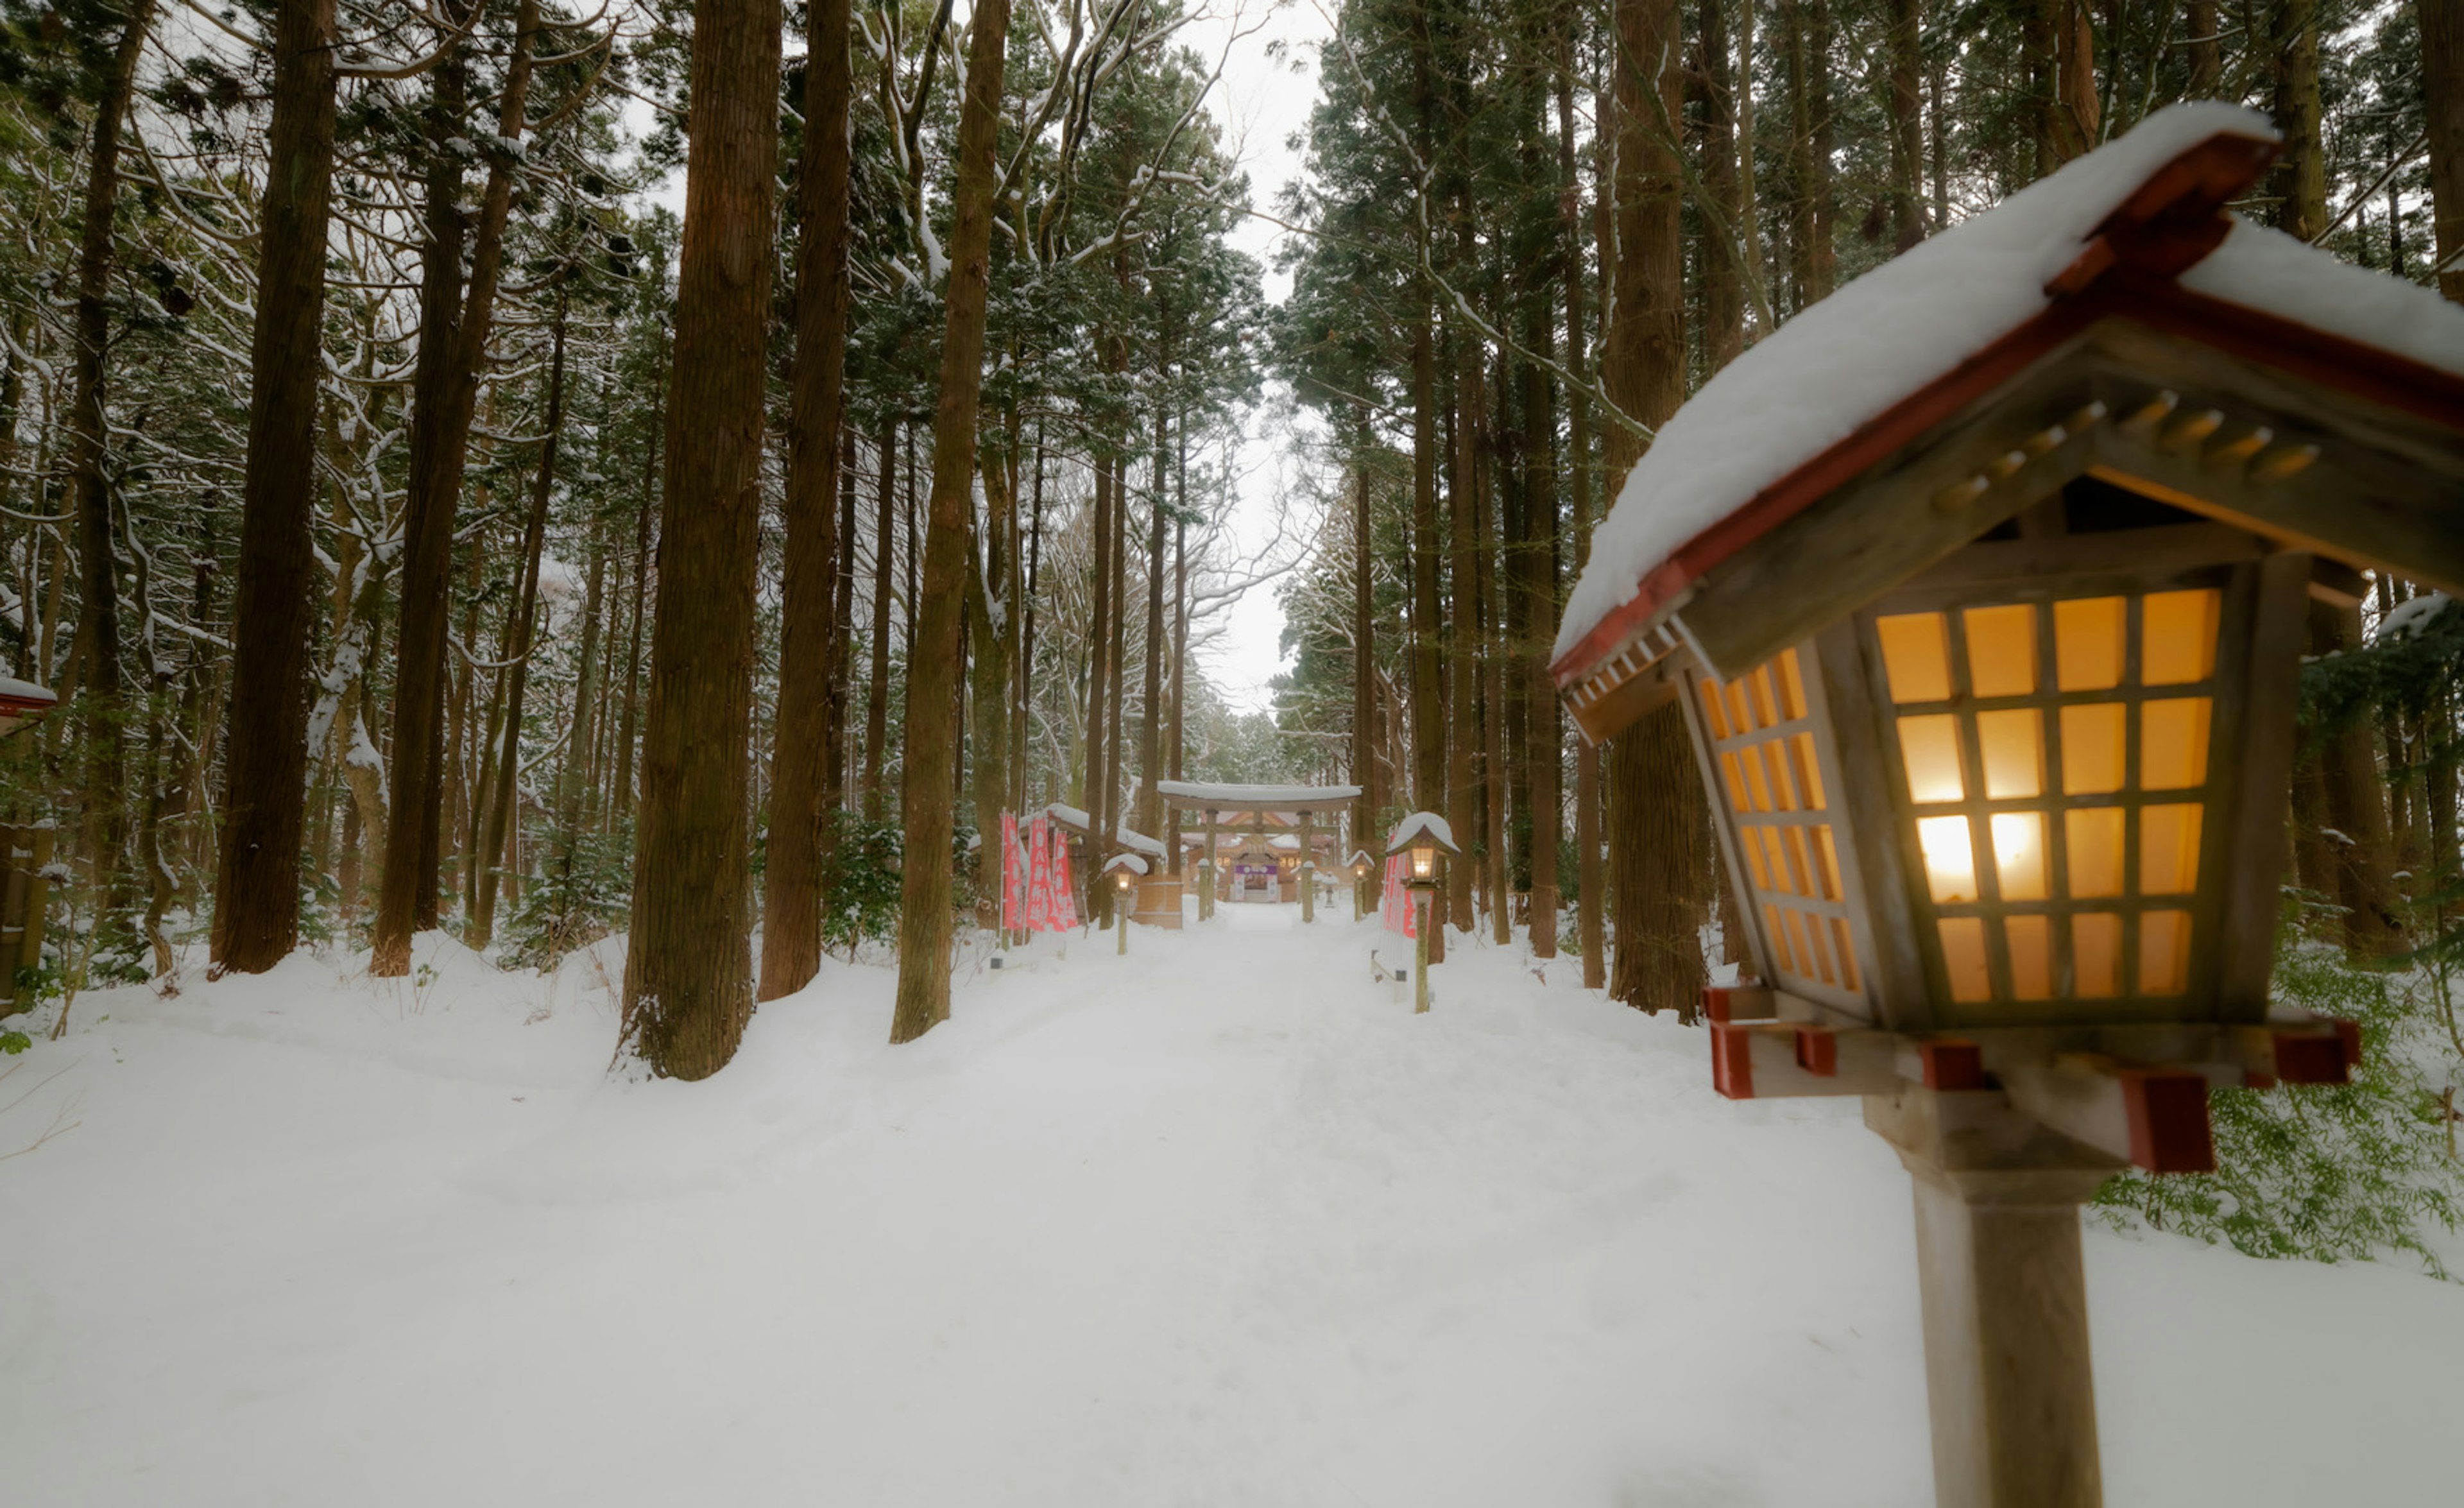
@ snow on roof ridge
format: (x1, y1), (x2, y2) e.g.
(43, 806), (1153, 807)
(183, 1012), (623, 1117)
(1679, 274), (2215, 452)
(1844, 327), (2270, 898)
(1154, 780), (1364, 802)
(1385, 810), (1459, 853)
(1555, 102), (2369, 668)
(1042, 802), (1168, 857)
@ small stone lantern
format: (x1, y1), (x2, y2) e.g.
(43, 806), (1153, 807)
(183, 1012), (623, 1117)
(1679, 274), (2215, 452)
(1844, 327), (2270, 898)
(1387, 813), (1458, 1015)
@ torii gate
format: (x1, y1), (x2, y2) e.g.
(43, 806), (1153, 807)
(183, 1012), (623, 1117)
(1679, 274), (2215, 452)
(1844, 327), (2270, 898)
(1156, 781), (1362, 923)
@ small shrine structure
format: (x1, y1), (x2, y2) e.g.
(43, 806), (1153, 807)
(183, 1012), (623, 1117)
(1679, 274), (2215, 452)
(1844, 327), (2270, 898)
(1156, 781), (1360, 923)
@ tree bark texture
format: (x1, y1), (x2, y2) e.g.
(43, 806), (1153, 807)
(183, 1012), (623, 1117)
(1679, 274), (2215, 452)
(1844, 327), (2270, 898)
(889, 0), (1011, 1045)
(760, 0), (854, 1002)
(618, 0), (780, 1077)
(212, 0), (335, 972)
(372, 1), (539, 974)
(67, 0), (156, 907)
(2427, 0), (2464, 304)
(1607, 0), (1706, 1015)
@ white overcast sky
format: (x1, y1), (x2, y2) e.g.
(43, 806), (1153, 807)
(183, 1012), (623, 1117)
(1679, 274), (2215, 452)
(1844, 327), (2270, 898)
(635, 0), (1335, 712)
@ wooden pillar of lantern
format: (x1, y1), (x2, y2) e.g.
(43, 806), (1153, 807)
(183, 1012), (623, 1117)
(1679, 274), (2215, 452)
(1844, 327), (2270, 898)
(1299, 813), (1315, 922)
(1553, 114), (2464, 1508)
(1201, 809), (1218, 920)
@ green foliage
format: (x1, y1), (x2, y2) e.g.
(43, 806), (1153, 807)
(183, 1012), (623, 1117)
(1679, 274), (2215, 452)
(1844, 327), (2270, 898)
(505, 828), (633, 970)
(820, 810), (903, 955)
(2094, 936), (2464, 1275)
(0, 1027), (27, 1054)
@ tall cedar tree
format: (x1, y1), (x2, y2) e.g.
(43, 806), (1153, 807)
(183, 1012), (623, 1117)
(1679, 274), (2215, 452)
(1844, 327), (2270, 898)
(371, 1), (540, 974)
(760, 0), (855, 1002)
(213, 0), (338, 971)
(1605, 0), (1706, 1016)
(889, 0), (1012, 1044)
(619, 0), (782, 1077)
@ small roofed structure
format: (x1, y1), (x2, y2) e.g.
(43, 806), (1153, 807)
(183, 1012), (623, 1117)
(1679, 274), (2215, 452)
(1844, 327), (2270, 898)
(1158, 780), (1359, 922)
(1043, 801), (1166, 860)
(0, 677), (58, 741)
(0, 677), (58, 1012)
(1385, 811), (1459, 856)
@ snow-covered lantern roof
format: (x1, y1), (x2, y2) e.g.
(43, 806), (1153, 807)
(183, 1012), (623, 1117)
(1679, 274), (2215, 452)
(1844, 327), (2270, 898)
(1346, 848), (1373, 878)
(1552, 106), (2452, 1171)
(0, 676), (58, 740)
(1385, 811), (1458, 886)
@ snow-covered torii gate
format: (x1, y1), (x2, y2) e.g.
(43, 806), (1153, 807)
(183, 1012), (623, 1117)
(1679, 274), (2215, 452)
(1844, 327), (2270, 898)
(1156, 781), (1362, 923)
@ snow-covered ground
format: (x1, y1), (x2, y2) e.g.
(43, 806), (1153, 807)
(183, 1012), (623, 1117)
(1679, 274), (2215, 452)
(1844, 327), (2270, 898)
(3, 904), (2457, 1505)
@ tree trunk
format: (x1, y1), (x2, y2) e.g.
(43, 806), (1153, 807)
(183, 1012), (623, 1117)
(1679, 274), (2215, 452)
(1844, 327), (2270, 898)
(617, 0), (780, 1077)
(1887, 0), (1926, 251)
(1698, 0), (1747, 360)
(1563, 53), (1607, 988)
(469, 305), (567, 954)
(1448, 323), (1480, 940)
(2186, 1), (2222, 98)
(863, 420), (896, 820)
(1136, 406), (1167, 841)
(889, 0), (1011, 1044)
(1351, 405), (1377, 902)
(608, 345), (660, 832)
(2427, 0), (2464, 305)
(1608, 0), (1706, 1015)
(212, 0), (334, 972)
(2307, 601), (2404, 954)
(372, 0), (541, 975)
(2269, 0), (2326, 239)
(67, 0), (156, 917)
(1522, 331), (1560, 959)
(759, 0), (853, 1001)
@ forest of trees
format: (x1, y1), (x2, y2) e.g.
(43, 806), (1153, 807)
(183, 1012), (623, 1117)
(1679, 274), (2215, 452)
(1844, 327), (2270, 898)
(0, 0), (2457, 1079)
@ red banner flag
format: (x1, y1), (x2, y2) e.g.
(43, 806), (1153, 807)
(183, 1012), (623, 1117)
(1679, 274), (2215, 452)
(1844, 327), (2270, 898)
(1025, 814), (1054, 932)
(1052, 824), (1080, 929)
(1382, 853), (1416, 938)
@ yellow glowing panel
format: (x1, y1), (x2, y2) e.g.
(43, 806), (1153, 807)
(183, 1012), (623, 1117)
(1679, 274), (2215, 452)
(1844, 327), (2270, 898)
(1939, 917), (1992, 1002)
(1761, 742), (1799, 811)
(1976, 708), (2044, 799)
(1749, 668), (1780, 729)
(1790, 733), (1827, 809)
(1963, 604), (2038, 698)
(1718, 752), (1750, 813)
(1741, 745), (1775, 812)
(1897, 715), (1966, 803)
(1741, 827), (1773, 889)
(1802, 914), (1838, 985)
(1699, 681), (1731, 742)
(1877, 613), (1954, 703)
(2141, 589), (2220, 685)
(1829, 918), (1862, 992)
(2139, 911), (2193, 995)
(2059, 703), (2126, 794)
(1991, 812), (2049, 901)
(2005, 915), (2053, 998)
(1813, 825), (1845, 901)
(1775, 648), (1810, 721)
(2139, 803), (2203, 895)
(1758, 827), (1795, 895)
(2065, 807), (2125, 898)
(2055, 597), (2127, 690)
(1764, 903), (1795, 973)
(2072, 913), (2121, 998)
(1783, 827), (1818, 896)
(1784, 909), (1823, 983)
(1725, 680), (1756, 736)
(1917, 816), (1980, 904)
(2140, 698), (2212, 790)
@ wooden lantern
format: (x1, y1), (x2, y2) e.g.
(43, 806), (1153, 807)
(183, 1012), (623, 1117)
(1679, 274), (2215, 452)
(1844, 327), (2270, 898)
(1552, 106), (2464, 1507)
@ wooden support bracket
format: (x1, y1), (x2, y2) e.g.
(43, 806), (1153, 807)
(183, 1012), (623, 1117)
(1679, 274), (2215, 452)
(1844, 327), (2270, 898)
(1999, 1054), (2217, 1173)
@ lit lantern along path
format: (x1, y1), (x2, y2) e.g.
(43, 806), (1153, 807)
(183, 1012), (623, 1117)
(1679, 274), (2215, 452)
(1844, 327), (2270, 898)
(1553, 103), (2464, 1508)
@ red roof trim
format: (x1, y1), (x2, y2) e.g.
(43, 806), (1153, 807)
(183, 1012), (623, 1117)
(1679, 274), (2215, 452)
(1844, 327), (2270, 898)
(1550, 293), (2105, 690)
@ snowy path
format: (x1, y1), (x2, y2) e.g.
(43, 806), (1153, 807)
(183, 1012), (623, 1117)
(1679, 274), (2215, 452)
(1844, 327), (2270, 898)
(3, 907), (2458, 1505)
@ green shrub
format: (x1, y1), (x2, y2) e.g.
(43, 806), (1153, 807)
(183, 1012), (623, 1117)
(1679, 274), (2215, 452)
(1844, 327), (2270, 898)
(2094, 934), (2463, 1274)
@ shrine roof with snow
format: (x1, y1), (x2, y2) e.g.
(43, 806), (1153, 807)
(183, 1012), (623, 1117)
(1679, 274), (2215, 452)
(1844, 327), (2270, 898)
(1552, 103), (2464, 741)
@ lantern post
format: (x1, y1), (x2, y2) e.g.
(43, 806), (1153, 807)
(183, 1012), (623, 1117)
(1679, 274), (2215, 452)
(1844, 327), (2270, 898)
(1551, 112), (2464, 1508)
(1388, 813), (1458, 1015)
(1346, 850), (1372, 921)
(1102, 853), (1145, 955)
